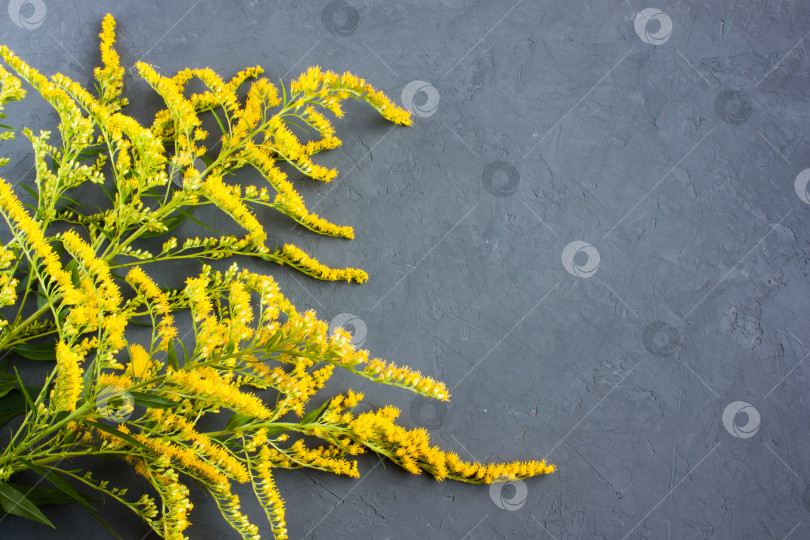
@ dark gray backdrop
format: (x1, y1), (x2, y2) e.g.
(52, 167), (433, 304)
(0, 0), (808, 538)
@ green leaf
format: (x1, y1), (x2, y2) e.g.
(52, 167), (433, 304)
(5, 483), (99, 506)
(86, 421), (150, 452)
(100, 183), (114, 203)
(177, 339), (190, 365)
(0, 387), (40, 426)
(0, 372), (17, 398)
(65, 259), (81, 287)
(0, 481), (55, 528)
(300, 399), (330, 425)
(129, 391), (176, 409)
(35, 288), (49, 310)
(12, 368), (34, 412)
(12, 343), (56, 361)
(18, 183), (38, 203)
(177, 207), (222, 234)
(56, 194), (86, 209)
(19, 462), (120, 539)
(167, 341), (179, 370)
(77, 146), (106, 159)
(226, 412), (253, 431)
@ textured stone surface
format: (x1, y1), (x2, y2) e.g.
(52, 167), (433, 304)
(1, 0), (809, 538)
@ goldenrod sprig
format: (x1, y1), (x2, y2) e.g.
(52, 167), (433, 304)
(0, 14), (555, 539)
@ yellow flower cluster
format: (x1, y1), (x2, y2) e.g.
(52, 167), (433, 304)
(0, 63), (25, 104)
(348, 406), (555, 482)
(134, 432), (230, 487)
(0, 46), (93, 147)
(53, 342), (85, 412)
(288, 439), (359, 477)
(253, 461), (288, 540)
(127, 344), (151, 379)
(0, 271), (17, 307)
(0, 178), (80, 304)
(231, 77), (279, 139)
(98, 372), (133, 389)
(61, 229), (121, 310)
(183, 274), (213, 323)
(102, 312), (128, 351)
(166, 366), (273, 419)
(209, 482), (260, 540)
(200, 173), (267, 248)
(135, 61), (202, 155)
(152, 468), (193, 539)
(362, 358), (449, 401)
(261, 363), (334, 417)
(94, 14), (126, 109)
(239, 141), (354, 239)
(227, 280), (254, 343)
(290, 66), (412, 125)
(147, 409), (249, 483)
(126, 266), (177, 350)
(264, 116), (338, 182)
(277, 243), (368, 283)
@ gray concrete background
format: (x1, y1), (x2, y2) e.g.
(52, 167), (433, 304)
(1, 0), (809, 538)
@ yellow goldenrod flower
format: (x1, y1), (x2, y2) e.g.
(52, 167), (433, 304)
(166, 366), (273, 419)
(253, 461), (289, 540)
(94, 14), (126, 109)
(0, 178), (81, 304)
(103, 313), (129, 351)
(98, 372), (133, 389)
(135, 433), (230, 487)
(276, 243), (368, 283)
(127, 344), (151, 379)
(53, 342), (85, 412)
(61, 229), (121, 310)
(362, 358), (449, 401)
(200, 173), (267, 247)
